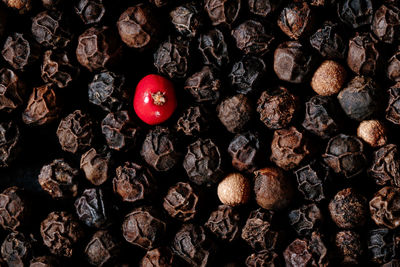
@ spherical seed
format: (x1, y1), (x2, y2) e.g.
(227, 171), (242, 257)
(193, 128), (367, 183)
(311, 60), (347, 96)
(217, 173), (251, 206)
(357, 120), (387, 148)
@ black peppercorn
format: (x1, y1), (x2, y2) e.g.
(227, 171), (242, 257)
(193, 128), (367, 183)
(163, 182), (198, 221)
(387, 51), (400, 82)
(2, 0), (31, 14)
(227, 131), (261, 173)
(335, 230), (363, 265)
(176, 106), (209, 136)
(278, 2), (314, 40)
(370, 186), (400, 229)
(245, 250), (280, 267)
(75, 188), (108, 228)
(288, 203), (323, 236)
(2, 33), (39, 71)
(217, 94), (253, 133)
(0, 68), (26, 113)
(248, 0), (279, 17)
(347, 33), (380, 76)
(372, 4), (400, 44)
(229, 56), (266, 95)
(0, 187), (28, 231)
(369, 144), (400, 187)
(75, 0), (105, 25)
(184, 66), (222, 104)
(170, 2), (203, 38)
(0, 120), (20, 167)
(140, 247), (174, 267)
(386, 83), (400, 125)
(309, 21), (347, 59)
(283, 239), (313, 267)
(85, 230), (121, 267)
(198, 29), (229, 68)
(30, 256), (59, 267)
(368, 228), (399, 264)
(80, 147), (111, 186)
(338, 0), (373, 29)
(41, 50), (78, 88)
(205, 205), (240, 242)
(204, 0), (241, 26)
(1, 232), (31, 267)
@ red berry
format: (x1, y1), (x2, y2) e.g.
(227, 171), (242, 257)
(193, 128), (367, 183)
(133, 74), (177, 125)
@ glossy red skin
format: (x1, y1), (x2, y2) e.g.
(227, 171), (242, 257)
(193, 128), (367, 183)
(134, 74), (177, 125)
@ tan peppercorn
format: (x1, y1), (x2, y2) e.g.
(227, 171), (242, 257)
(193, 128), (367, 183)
(217, 173), (251, 206)
(357, 120), (387, 147)
(311, 60), (347, 96)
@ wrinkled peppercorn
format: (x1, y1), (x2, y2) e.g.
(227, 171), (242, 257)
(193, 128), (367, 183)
(323, 134), (366, 178)
(294, 160), (330, 202)
(163, 182), (198, 221)
(88, 71), (127, 112)
(387, 52), (400, 82)
(204, 0), (241, 26)
(254, 167), (293, 210)
(41, 50), (78, 88)
(2, 33), (38, 70)
(245, 250), (279, 267)
(338, 76), (380, 121)
(172, 223), (215, 266)
(232, 20), (274, 56)
(154, 35), (190, 80)
(283, 239), (313, 267)
(42, 0), (63, 9)
(176, 106), (209, 136)
(1, 232), (31, 267)
(386, 84), (400, 125)
(76, 26), (121, 72)
(357, 120), (387, 147)
(198, 29), (229, 68)
(289, 203), (323, 236)
(184, 66), (222, 104)
(248, 0), (279, 17)
(141, 127), (180, 172)
(40, 211), (83, 257)
(372, 4), (400, 44)
(22, 84), (60, 126)
(335, 230), (363, 265)
(217, 173), (251, 206)
(368, 228), (399, 264)
(302, 95), (341, 139)
(113, 162), (155, 203)
(278, 2), (313, 40)
(0, 120), (20, 167)
(229, 56), (266, 95)
(311, 60), (347, 96)
(85, 230), (120, 267)
(122, 206), (166, 250)
(329, 188), (367, 229)
(0, 187), (28, 231)
(31, 10), (71, 49)
(57, 110), (93, 154)
(75, 0), (105, 25)
(241, 209), (279, 251)
(170, 2), (203, 38)
(38, 159), (79, 199)
(205, 205), (240, 242)
(274, 41), (316, 83)
(217, 94), (253, 133)
(30, 256), (59, 267)
(2, 0), (31, 14)
(183, 138), (223, 186)
(0, 68), (26, 113)
(369, 144), (400, 187)
(257, 87), (298, 129)
(227, 131), (261, 173)
(140, 247), (174, 267)
(370, 186), (400, 229)
(80, 147), (111, 186)
(75, 188), (108, 228)
(101, 111), (138, 152)
(270, 126), (311, 170)
(117, 4), (159, 50)
(310, 21), (347, 59)
(347, 33), (380, 76)
(338, 0), (373, 29)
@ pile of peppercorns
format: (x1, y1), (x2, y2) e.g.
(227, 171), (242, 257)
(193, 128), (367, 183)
(1, 0), (400, 266)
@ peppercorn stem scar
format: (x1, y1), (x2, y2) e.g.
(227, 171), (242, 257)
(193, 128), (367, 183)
(151, 91), (166, 106)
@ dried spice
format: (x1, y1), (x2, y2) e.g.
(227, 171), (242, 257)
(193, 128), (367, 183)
(310, 21), (347, 59)
(329, 188), (367, 229)
(30, 256), (59, 267)
(311, 60), (347, 96)
(0, 120), (20, 167)
(357, 120), (387, 147)
(248, 0), (279, 17)
(198, 29), (229, 68)
(386, 84), (400, 124)
(140, 247), (174, 267)
(31, 10), (71, 49)
(229, 56), (266, 95)
(163, 182), (198, 221)
(154, 35), (190, 80)
(241, 209), (279, 251)
(2, 0), (31, 14)
(80, 147), (111, 186)
(232, 20), (274, 56)
(117, 4), (159, 49)
(2, 33), (38, 70)
(0, 68), (26, 113)
(176, 106), (209, 136)
(372, 4), (400, 44)
(369, 144), (400, 187)
(274, 41), (316, 84)
(347, 33), (380, 76)
(76, 26), (121, 72)
(183, 138), (223, 186)
(270, 126), (311, 171)
(40, 211), (83, 257)
(170, 2), (203, 38)
(141, 127), (180, 172)
(323, 134), (366, 178)
(204, 0), (241, 26)
(38, 159), (79, 199)
(75, 188), (108, 228)
(227, 131), (261, 173)
(245, 250), (280, 267)
(75, 0), (105, 25)
(41, 50), (78, 88)
(254, 167), (293, 210)
(85, 230), (120, 267)
(338, 0), (373, 28)
(0, 187), (28, 231)
(370, 186), (400, 229)
(122, 206), (166, 250)
(283, 239), (312, 267)
(217, 173), (251, 206)
(113, 162), (155, 203)
(217, 94), (253, 133)
(257, 86), (298, 130)
(184, 66), (222, 104)
(387, 52), (400, 82)
(302, 95), (340, 139)
(288, 204), (323, 236)
(1, 232), (31, 267)
(368, 228), (399, 264)
(88, 71), (127, 112)
(22, 84), (60, 126)
(205, 205), (240, 242)
(278, 2), (313, 40)
(335, 230), (363, 265)
(172, 224), (215, 267)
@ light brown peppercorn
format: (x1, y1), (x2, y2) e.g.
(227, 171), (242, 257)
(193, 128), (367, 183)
(254, 167), (294, 210)
(357, 120), (387, 147)
(311, 60), (347, 96)
(217, 173), (251, 206)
